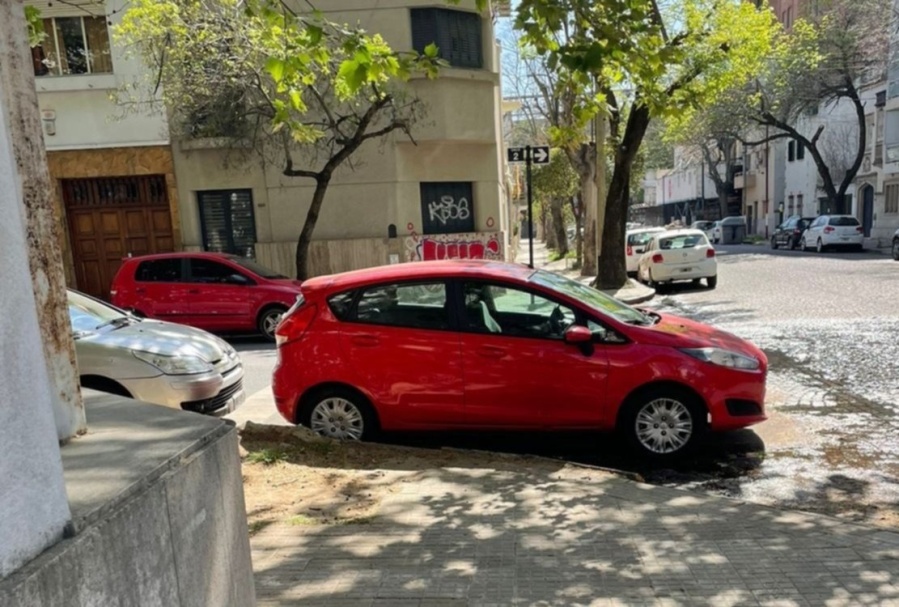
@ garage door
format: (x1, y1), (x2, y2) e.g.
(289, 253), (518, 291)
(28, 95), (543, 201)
(63, 175), (175, 300)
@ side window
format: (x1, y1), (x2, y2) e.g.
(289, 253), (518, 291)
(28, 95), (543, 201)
(189, 259), (243, 284)
(463, 282), (576, 339)
(355, 282), (449, 331)
(328, 291), (356, 321)
(135, 259), (183, 282)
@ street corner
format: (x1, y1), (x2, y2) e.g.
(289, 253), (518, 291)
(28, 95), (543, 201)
(603, 278), (656, 305)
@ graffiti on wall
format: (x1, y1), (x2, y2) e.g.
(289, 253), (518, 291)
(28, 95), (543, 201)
(404, 232), (503, 263)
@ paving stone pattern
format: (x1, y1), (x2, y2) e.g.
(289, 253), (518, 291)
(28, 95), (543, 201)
(251, 465), (899, 606)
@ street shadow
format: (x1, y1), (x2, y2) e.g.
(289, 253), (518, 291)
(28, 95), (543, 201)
(246, 429), (899, 606)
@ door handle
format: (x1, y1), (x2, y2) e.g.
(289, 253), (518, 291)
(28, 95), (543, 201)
(351, 334), (380, 347)
(477, 345), (506, 359)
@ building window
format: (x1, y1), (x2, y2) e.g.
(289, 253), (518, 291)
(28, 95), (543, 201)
(411, 8), (483, 69)
(788, 195), (794, 215)
(797, 194), (804, 215)
(796, 141), (805, 160)
(420, 182), (475, 235)
(788, 141), (796, 162)
(197, 190), (257, 256)
(886, 184), (899, 214)
(32, 16), (113, 77)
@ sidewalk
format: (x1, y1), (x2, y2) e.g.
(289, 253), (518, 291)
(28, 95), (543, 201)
(251, 458), (899, 606)
(516, 239), (655, 305)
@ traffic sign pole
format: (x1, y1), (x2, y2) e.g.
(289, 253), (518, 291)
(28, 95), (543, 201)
(526, 145), (534, 269)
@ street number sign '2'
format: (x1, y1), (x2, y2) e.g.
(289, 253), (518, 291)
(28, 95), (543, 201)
(507, 146), (550, 164)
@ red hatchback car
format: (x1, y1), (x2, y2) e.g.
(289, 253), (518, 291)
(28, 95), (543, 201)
(111, 252), (302, 340)
(273, 261), (767, 459)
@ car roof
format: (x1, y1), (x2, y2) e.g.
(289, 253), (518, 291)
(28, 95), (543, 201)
(124, 252), (236, 262)
(626, 227), (665, 234)
(302, 260), (536, 293)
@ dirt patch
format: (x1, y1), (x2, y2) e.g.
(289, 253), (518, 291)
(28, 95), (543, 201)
(239, 422), (601, 535)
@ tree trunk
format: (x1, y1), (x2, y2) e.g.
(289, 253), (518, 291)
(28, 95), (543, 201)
(595, 105), (651, 290)
(571, 195), (584, 267)
(579, 166), (597, 275)
(550, 197), (568, 256)
(295, 174), (331, 280)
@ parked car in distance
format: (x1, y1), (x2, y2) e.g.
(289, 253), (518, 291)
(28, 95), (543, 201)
(799, 215), (864, 252)
(893, 228), (899, 261)
(272, 260), (767, 460)
(111, 252), (303, 341)
(636, 229), (717, 290)
(69, 289), (245, 415)
(709, 221), (722, 244)
(626, 227), (666, 276)
(771, 216), (816, 250)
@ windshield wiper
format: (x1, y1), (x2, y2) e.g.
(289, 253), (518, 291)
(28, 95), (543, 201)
(95, 316), (132, 330)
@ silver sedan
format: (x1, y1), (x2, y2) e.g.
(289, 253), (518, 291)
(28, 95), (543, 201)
(68, 290), (245, 415)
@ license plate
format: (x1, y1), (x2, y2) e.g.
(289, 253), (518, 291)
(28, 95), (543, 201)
(839, 236), (849, 241)
(680, 267), (693, 273)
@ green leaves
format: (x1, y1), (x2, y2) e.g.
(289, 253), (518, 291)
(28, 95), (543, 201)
(423, 43), (439, 59)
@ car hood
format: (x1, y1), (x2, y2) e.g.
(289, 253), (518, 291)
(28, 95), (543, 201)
(635, 312), (767, 362)
(81, 319), (234, 363)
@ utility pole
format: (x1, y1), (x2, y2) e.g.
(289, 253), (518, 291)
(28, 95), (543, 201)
(0, 1), (85, 440)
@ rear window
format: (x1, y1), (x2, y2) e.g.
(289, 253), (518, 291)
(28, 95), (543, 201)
(627, 232), (658, 246)
(828, 216), (859, 226)
(135, 259), (183, 282)
(658, 234), (709, 250)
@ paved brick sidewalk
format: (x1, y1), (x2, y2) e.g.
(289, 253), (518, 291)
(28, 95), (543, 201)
(251, 462), (899, 606)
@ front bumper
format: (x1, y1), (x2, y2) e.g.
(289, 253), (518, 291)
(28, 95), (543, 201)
(122, 364), (246, 415)
(705, 372), (767, 431)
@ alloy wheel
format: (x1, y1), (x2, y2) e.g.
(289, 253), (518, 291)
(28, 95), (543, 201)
(634, 398), (694, 455)
(310, 397), (365, 440)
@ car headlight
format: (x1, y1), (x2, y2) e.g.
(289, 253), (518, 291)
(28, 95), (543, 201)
(133, 351), (214, 375)
(680, 347), (760, 371)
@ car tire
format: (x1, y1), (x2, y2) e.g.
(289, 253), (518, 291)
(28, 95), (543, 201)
(790, 237), (798, 251)
(706, 275), (717, 289)
(300, 387), (378, 441)
(257, 306), (288, 341)
(619, 386), (706, 460)
(691, 278), (702, 287)
(816, 238), (825, 253)
(771, 237), (779, 250)
(893, 239), (899, 261)
(800, 237), (807, 251)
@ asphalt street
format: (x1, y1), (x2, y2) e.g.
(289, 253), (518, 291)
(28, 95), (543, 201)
(229, 244), (899, 525)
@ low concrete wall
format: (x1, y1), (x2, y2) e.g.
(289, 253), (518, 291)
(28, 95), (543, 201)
(256, 237), (391, 278)
(0, 394), (255, 607)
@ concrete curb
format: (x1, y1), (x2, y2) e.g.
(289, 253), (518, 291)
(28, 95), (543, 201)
(608, 287), (656, 306)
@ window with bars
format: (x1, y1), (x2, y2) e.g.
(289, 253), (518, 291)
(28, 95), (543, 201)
(411, 8), (483, 69)
(886, 184), (899, 214)
(197, 190), (257, 256)
(31, 16), (113, 77)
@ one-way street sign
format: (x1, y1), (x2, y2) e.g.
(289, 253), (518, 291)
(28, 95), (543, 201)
(506, 145), (550, 164)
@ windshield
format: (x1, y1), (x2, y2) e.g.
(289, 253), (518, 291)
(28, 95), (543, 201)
(531, 270), (646, 324)
(627, 231), (661, 246)
(228, 256), (288, 279)
(68, 290), (128, 334)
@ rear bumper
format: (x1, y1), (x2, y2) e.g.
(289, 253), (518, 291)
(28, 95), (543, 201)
(652, 259), (717, 282)
(822, 234), (864, 247)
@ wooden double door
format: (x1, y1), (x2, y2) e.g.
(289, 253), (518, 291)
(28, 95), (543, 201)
(64, 175), (175, 300)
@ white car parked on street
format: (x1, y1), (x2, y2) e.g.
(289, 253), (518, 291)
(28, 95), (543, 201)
(637, 229), (718, 289)
(799, 215), (864, 252)
(892, 227), (899, 261)
(625, 227), (665, 276)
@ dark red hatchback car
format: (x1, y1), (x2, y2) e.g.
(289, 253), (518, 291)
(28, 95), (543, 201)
(272, 260), (768, 459)
(111, 252), (302, 340)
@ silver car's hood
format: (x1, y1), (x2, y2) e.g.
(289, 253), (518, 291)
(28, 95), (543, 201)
(81, 319), (232, 364)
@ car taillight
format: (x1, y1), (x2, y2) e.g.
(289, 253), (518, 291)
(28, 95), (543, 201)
(856, 226), (864, 233)
(706, 248), (716, 258)
(652, 253), (664, 263)
(275, 303), (317, 347)
(823, 226), (835, 233)
(793, 229), (801, 235)
(626, 246), (633, 256)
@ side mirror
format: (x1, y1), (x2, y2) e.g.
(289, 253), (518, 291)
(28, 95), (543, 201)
(228, 274), (252, 285)
(564, 325), (593, 344)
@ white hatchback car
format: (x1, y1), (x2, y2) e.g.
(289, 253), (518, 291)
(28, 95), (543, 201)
(800, 215), (864, 252)
(625, 227), (665, 275)
(637, 229), (718, 289)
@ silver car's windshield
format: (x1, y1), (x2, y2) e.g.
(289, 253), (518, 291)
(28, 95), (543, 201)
(68, 290), (130, 335)
(530, 270), (646, 324)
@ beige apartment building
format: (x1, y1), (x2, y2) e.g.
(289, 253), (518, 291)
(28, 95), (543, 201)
(174, 0), (510, 278)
